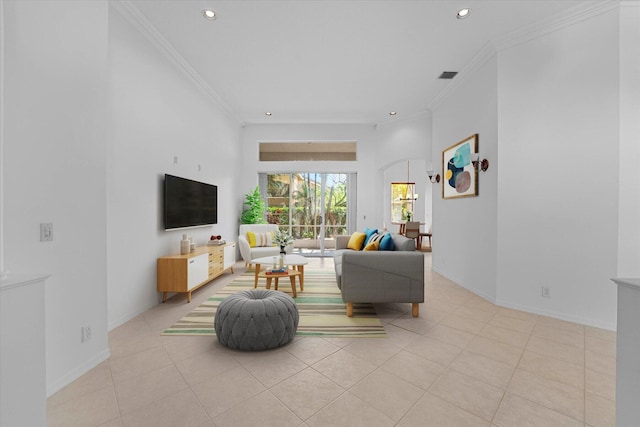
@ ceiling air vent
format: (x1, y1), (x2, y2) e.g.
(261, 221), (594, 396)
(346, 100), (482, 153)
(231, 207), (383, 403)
(438, 71), (458, 79)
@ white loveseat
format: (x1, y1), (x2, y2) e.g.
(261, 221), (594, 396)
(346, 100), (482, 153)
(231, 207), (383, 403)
(238, 224), (294, 265)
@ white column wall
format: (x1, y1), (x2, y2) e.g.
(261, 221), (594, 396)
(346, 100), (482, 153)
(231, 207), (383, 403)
(107, 6), (240, 329)
(432, 54), (499, 302)
(618, 2), (640, 277)
(2, 0), (110, 395)
(496, 9), (619, 329)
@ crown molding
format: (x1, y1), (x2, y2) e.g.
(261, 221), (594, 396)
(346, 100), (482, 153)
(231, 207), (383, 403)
(110, 0), (243, 125)
(429, 1), (620, 112)
(494, 0), (620, 51)
(620, 0), (640, 7)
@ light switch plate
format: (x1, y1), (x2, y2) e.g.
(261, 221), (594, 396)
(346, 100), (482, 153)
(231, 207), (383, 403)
(40, 223), (53, 242)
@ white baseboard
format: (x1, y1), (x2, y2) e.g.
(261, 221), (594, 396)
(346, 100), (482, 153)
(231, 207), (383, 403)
(495, 298), (617, 331)
(430, 266), (616, 331)
(108, 299), (158, 331)
(46, 348), (111, 398)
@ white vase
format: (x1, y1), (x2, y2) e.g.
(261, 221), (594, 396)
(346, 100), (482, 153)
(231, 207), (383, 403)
(180, 234), (190, 255)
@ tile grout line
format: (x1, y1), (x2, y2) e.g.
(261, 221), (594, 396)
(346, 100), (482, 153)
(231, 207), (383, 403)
(106, 359), (123, 425)
(490, 309), (536, 426)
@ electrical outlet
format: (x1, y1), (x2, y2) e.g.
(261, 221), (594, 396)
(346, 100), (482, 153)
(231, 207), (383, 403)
(541, 286), (551, 298)
(81, 325), (92, 343)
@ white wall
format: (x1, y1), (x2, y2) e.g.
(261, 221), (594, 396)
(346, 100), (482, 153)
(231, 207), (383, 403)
(2, 0), (110, 395)
(1, 0), (241, 397)
(107, 5), (240, 329)
(617, 2), (640, 278)
(431, 52), (499, 302)
(496, 9), (619, 329)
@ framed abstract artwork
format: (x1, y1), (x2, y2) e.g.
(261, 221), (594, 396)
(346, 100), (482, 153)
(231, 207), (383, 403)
(442, 134), (478, 199)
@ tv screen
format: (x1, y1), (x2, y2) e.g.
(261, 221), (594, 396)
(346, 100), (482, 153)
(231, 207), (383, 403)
(164, 174), (217, 230)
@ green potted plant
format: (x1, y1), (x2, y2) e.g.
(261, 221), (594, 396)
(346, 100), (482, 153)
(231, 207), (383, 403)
(240, 186), (267, 224)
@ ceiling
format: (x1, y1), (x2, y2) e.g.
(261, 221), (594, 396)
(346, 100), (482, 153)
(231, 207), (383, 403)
(129, 0), (591, 126)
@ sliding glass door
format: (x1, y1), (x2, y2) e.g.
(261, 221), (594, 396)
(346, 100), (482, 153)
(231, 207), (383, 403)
(265, 173), (350, 256)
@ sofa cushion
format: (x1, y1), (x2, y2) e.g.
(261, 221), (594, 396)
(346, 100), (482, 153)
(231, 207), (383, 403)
(367, 232), (384, 245)
(391, 233), (415, 251)
(347, 232), (367, 251)
(246, 231), (274, 248)
(363, 227), (378, 244)
(379, 233), (395, 251)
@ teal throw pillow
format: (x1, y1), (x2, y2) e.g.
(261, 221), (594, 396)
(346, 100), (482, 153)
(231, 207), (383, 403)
(363, 227), (378, 244)
(379, 233), (395, 251)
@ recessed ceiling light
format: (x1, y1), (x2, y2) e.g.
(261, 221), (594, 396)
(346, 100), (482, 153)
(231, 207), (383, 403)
(265, 112), (272, 116)
(457, 8), (470, 19)
(389, 111), (397, 116)
(202, 9), (216, 20)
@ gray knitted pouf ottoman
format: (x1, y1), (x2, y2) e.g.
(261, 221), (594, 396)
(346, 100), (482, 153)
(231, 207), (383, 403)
(214, 289), (299, 351)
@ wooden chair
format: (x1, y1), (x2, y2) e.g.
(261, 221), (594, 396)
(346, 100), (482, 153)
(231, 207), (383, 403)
(418, 224), (432, 251)
(404, 222), (421, 249)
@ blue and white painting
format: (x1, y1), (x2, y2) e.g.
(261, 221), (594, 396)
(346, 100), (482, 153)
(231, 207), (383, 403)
(442, 134), (478, 199)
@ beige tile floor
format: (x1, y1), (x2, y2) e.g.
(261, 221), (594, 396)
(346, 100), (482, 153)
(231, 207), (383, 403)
(47, 255), (617, 427)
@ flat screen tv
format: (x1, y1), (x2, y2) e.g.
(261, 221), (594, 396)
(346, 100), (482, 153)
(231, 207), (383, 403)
(164, 174), (217, 230)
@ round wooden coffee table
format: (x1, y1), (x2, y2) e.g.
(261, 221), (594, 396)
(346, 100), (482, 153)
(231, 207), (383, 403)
(253, 254), (309, 292)
(256, 270), (302, 298)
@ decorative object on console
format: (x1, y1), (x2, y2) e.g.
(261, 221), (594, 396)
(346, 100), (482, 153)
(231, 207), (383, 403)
(208, 235), (226, 245)
(180, 234), (190, 255)
(442, 133), (479, 199)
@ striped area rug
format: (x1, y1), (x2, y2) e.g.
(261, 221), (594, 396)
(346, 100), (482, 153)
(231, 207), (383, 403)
(162, 268), (386, 338)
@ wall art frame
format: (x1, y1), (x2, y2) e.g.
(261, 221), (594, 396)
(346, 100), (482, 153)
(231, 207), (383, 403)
(442, 133), (478, 199)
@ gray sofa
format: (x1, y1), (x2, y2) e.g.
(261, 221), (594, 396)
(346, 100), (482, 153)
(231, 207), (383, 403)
(333, 233), (425, 317)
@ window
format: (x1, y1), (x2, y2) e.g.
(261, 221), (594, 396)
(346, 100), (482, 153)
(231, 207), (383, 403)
(262, 172), (354, 256)
(391, 182), (416, 222)
(259, 142), (356, 161)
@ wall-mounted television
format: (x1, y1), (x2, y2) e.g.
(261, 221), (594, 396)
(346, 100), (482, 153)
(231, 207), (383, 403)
(164, 174), (217, 230)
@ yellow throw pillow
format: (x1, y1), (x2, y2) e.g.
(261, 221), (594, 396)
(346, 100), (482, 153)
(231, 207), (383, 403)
(347, 232), (367, 251)
(246, 231), (257, 248)
(364, 240), (379, 251)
